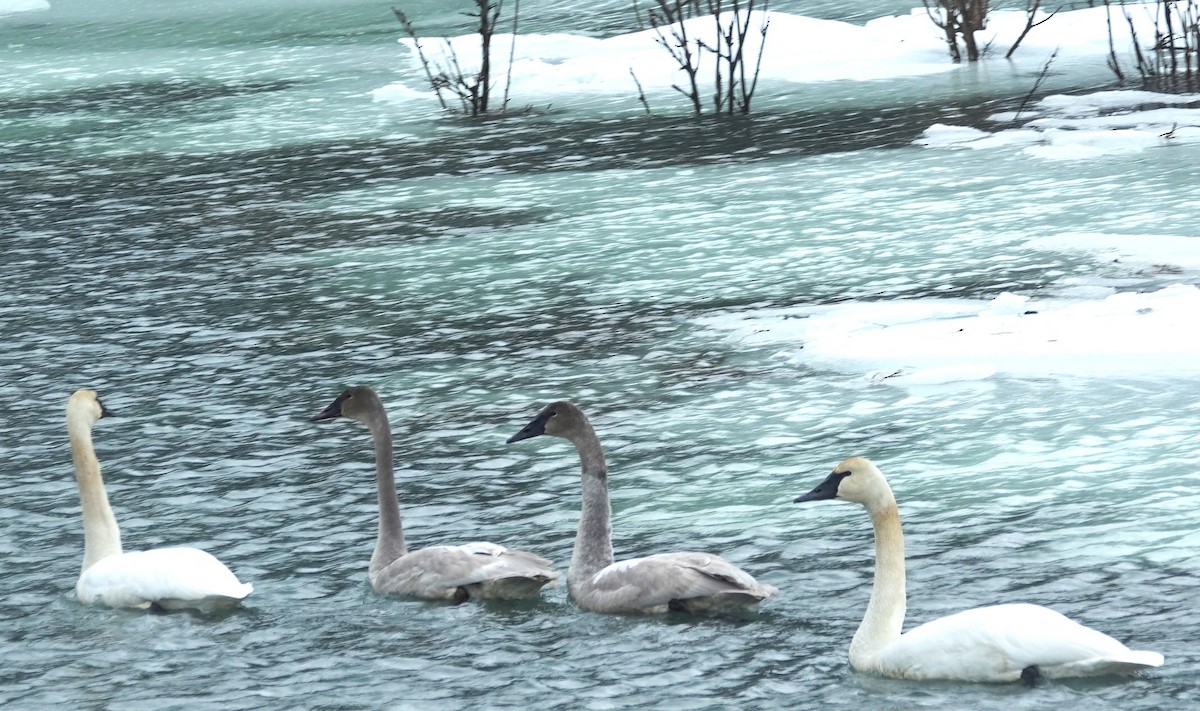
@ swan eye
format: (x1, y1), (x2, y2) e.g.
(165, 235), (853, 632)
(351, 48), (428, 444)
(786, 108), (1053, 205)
(836, 470), (851, 477)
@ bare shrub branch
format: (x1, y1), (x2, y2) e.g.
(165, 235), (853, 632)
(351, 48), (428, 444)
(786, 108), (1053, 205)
(1105, 0), (1200, 88)
(1006, 1), (1061, 59)
(503, 0), (519, 112)
(392, 8), (450, 110)
(648, 0), (704, 114)
(1014, 47), (1058, 121)
(645, 0), (768, 114)
(629, 68), (652, 114)
(393, 1), (512, 116)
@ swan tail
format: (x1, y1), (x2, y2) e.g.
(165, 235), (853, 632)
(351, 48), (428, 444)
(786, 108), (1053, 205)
(1124, 650), (1166, 668)
(754, 582), (780, 600)
(474, 573), (558, 600)
(670, 588), (776, 614)
(465, 544), (560, 598)
(225, 582), (255, 600)
(706, 579), (779, 603)
(1049, 650), (1165, 677)
(153, 585), (253, 612)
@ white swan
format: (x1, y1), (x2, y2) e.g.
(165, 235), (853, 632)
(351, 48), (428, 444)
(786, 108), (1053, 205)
(311, 385), (558, 600)
(68, 389), (253, 611)
(507, 401), (777, 614)
(794, 456), (1164, 683)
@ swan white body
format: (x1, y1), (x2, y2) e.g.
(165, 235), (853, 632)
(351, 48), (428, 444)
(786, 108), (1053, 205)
(870, 603), (1164, 681)
(77, 547), (253, 611)
(67, 389), (252, 611)
(508, 400), (777, 614)
(312, 386), (558, 601)
(795, 457), (1163, 682)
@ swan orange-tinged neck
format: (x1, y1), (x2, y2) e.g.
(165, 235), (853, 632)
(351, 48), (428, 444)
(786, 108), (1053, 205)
(67, 390), (122, 572)
(851, 501), (906, 670)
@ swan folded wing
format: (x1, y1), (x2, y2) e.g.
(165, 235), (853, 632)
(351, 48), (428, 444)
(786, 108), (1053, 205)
(878, 603), (1162, 681)
(457, 541), (556, 569)
(76, 547), (252, 609)
(372, 543), (558, 599)
(586, 552), (776, 613)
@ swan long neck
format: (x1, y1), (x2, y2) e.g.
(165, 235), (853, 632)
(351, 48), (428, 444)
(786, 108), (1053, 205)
(850, 500), (906, 669)
(568, 426), (614, 591)
(68, 411), (122, 571)
(365, 406), (407, 573)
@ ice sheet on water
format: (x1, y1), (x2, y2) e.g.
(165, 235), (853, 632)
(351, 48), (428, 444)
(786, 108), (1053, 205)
(700, 283), (1200, 382)
(0, 0), (48, 14)
(918, 90), (1200, 159)
(699, 230), (1200, 383)
(1026, 233), (1200, 272)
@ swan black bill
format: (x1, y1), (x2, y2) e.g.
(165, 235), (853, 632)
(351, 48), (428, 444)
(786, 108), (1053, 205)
(506, 411), (550, 443)
(311, 392), (348, 422)
(97, 398), (117, 418)
(793, 470), (850, 503)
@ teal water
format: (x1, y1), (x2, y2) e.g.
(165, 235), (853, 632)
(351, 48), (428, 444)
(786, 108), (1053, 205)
(2, 1), (1198, 709)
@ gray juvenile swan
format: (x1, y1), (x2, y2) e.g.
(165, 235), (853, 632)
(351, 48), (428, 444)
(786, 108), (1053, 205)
(67, 389), (252, 611)
(311, 385), (558, 601)
(795, 456), (1164, 683)
(507, 400), (778, 614)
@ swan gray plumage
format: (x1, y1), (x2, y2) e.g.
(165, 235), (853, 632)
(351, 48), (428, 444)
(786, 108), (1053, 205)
(311, 385), (558, 600)
(68, 389), (252, 611)
(794, 456), (1164, 682)
(507, 400), (777, 614)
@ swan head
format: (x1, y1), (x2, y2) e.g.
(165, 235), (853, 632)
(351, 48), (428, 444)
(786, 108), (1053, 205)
(311, 385), (383, 425)
(67, 389), (117, 426)
(794, 457), (894, 511)
(506, 400), (587, 443)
